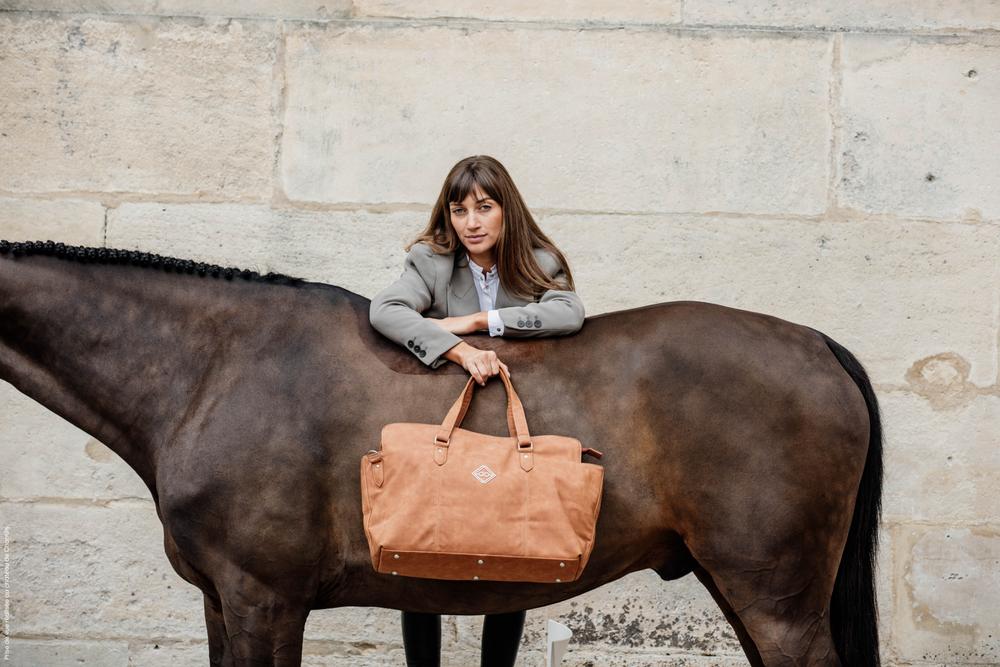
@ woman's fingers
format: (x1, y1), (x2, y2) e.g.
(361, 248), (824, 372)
(465, 350), (510, 385)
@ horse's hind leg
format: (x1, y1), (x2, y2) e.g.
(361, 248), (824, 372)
(693, 554), (841, 666)
(692, 564), (764, 667)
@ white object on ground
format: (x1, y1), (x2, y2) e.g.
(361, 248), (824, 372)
(546, 619), (573, 667)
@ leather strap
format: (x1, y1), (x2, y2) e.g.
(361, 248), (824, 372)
(434, 367), (533, 453)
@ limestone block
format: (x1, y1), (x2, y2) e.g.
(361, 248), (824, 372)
(893, 524), (1000, 664)
(877, 525), (895, 665)
(2, 501), (206, 639)
(542, 213), (999, 386)
(0, 0), (352, 20)
(0, 382), (152, 500)
(531, 569), (741, 655)
(0, 198), (105, 243)
(839, 34), (1000, 220)
(280, 24), (832, 215)
(357, 0), (682, 23)
(303, 606), (409, 651)
(105, 202), (425, 296)
(881, 394), (1000, 523)
(685, 1), (1000, 31)
(126, 640), (209, 665)
(301, 645), (408, 666)
(4, 639), (128, 667)
(0, 15), (275, 198)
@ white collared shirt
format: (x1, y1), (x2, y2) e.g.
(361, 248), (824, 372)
(467, 253), (505, 336)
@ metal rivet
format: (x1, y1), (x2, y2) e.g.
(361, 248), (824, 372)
(437, 448), (443, 453)
(559, 562), (565, 567)
(555, 578), (561, 582)
(477, 559), (484, 565)
(375, 463), (380, 467)
(522, 454), (528, 458)
(473, 575), (479, 580)
(392, 571), (398, 575)
(394, 554), (400, 559)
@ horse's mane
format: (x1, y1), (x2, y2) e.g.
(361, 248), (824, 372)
(0, 239), (306, 287)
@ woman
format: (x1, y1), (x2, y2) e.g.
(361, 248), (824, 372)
(368, 155), (585, 667)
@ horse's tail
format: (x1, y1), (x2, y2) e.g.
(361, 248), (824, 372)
(811, 328), (883, 667)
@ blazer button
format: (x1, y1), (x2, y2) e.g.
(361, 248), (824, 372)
(534, 320), (541, 327)
(419, 350), (426, 357)
(517, 320), (525, 327)
(407, 339), (414, 348)
(414, 344), (421, 352)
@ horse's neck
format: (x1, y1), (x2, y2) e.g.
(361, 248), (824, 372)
(0, 254), (267, 498)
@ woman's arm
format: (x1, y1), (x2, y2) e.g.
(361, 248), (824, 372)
(493, 255), (585, 338)
(369, 245), (463, 369)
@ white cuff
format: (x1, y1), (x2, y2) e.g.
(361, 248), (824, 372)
(487, 309), (505, 336)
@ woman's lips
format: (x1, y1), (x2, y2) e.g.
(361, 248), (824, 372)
(467, 234), (485, 243)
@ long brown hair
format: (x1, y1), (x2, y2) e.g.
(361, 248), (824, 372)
(404, 155), (576, 301)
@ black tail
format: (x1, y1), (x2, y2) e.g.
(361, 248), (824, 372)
(811, 328), (883, 667)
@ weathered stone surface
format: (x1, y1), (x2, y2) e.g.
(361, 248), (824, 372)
(530, 570), (741, 655)
(893, 525), (1000, 664)
(685, 1), (1000, 31)
(5, 639), (128, 667)
(839, 34), (1000, 220)
(881, 394), (1000, 523)
(0, 382), (151, 500)
(2, 501), (205, 639)
(105, 202), (428, 296)
(357, 0), (682, 23)
(0, 1), (352, 20)
(0, 197), (105, 242)
(281, 24), (832, 215)
(538, 213), (999, 387)
(0, 15), (276, 198)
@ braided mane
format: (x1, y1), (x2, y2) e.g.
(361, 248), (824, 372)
(0, 239), (306, 286)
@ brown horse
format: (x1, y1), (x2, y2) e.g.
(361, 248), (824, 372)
(0, 239), (882, 666)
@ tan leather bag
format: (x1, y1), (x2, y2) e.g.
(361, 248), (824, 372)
(360, 367), (605, 583)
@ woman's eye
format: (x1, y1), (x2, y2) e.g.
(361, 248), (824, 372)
(481, 205), (491, 211)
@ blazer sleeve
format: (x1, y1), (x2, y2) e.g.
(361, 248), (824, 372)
(494, 252), (585, 338)
(369, 245), (463, 369)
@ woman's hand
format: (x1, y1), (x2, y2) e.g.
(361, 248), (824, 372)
(444, 342), (510, 386)
(430, 313), (485, 335)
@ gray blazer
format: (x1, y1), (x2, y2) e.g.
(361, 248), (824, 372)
(369, 243), (585, 368)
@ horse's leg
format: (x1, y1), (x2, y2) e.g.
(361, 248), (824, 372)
(204, 592), (233, 667)
(216, 577), (310, 667)
(692, 564), (764, 667)
(692, 553), (841, 666)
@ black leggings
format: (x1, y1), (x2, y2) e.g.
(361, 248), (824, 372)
(401, 610), (526, 667)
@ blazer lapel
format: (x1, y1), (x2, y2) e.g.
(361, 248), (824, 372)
(447, 251), (477, 315)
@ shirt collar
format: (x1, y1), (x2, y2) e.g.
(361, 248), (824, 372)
(466, 253), (497, 277)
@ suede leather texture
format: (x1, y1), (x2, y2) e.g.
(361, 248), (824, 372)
(360, 368), (604, 583)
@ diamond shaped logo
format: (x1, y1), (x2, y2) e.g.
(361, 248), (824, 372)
(472, 464), (497, 484)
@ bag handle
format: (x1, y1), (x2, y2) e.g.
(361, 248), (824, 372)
(433, 367), (534, 470)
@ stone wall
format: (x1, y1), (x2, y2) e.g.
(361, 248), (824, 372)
(1, 2), (998, 665)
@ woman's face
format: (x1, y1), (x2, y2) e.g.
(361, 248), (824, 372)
(449, 189), (503, 256)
